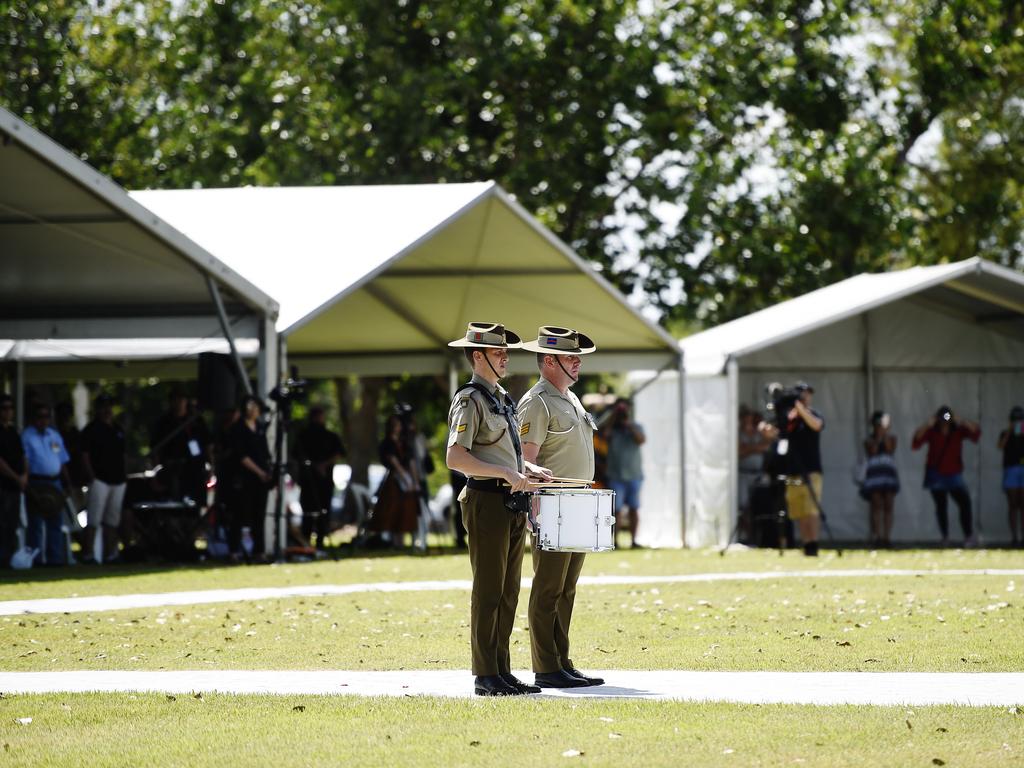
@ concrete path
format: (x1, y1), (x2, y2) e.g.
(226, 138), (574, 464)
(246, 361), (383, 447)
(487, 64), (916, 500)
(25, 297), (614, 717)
(2, 568), (1022, 616)
(1, 670), (1021, 706)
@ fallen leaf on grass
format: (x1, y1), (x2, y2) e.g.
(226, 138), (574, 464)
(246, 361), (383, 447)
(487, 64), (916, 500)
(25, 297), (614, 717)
(905, 719), (913, 730)
(15, 718), (31, 726)
(292, 705), (305, 713)
(192, 692), (204, 701)
(835, 641), (851, 647)
(166, 696), (176, 702)
(932, 759), (945, 766)
(562, 749), (584, 758)
(935, 727), (947, 733)
(863, 658), (881, 663)
(598, 717), (614, 723)
(609, 732), (622, 740)
(469, 741), (480, 747)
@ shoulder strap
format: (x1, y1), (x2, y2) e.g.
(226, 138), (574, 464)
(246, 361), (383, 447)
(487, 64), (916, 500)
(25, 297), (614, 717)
(455, 382), (522, 470)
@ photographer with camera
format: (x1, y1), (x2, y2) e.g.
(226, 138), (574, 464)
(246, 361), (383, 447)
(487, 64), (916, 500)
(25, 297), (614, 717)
(997, 406), (1024, 547)
(778, 382), (825, 557)
(912, 405), (980, 547)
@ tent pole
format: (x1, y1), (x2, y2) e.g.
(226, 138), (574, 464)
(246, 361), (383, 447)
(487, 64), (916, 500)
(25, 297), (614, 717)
(14, 357), (24, 431)
(206, 275), (253, 397)
(725, 357), (739, 548)
(677, 350), (687, 548)
(863, 312), (874, 421)
(448, 356), (459, 400)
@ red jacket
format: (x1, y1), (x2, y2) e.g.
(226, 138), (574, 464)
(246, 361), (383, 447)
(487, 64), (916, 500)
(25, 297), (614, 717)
(912, 424), (980, 476)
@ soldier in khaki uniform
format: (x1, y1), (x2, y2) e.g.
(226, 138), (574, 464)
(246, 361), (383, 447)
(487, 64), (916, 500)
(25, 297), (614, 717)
(445, 322), (553, 697)
(518, 326), (606, 688)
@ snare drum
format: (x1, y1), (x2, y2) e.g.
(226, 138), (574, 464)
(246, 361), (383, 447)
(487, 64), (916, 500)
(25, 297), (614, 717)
(530, 488), (616, 552)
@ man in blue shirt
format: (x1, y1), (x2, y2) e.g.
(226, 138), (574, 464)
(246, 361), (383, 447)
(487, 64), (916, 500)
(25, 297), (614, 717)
(22, 403), (72, 565)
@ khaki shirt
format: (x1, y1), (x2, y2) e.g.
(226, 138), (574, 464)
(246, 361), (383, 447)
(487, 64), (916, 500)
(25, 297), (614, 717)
(447, 373), (523, 477)
(517, 377), (596, 480)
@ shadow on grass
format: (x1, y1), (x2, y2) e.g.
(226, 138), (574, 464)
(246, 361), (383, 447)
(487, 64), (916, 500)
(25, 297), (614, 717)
(543, 685), (659, 699)
(0, 542), (472, 587)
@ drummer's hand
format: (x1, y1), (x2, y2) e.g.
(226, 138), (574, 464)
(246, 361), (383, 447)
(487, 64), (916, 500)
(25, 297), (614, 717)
(503, 468), (532, 492)
(525, 461), (553, 482)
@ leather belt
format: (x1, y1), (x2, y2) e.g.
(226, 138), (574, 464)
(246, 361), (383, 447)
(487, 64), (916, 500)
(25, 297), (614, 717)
(466, 477), (508, 494)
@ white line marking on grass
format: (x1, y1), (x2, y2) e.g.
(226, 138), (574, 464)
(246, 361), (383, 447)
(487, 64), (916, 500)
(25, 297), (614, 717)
(1, 670), (1021, 706)
(3, 569), (1023, 616)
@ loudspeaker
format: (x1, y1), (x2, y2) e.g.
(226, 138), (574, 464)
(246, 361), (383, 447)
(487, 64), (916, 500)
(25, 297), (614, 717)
(197, 353), (239, 411)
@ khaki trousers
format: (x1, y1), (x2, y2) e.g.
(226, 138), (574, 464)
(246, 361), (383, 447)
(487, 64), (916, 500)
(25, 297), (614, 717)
(463, 489), (527, 676)
(529, 544), (586, 673)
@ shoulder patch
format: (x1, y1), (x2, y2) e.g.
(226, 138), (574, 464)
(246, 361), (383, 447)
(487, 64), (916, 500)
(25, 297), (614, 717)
(457, 424), (467, 433)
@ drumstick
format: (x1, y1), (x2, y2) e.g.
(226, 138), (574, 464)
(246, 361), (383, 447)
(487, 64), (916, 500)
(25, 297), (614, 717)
(546, 476), (594, 485)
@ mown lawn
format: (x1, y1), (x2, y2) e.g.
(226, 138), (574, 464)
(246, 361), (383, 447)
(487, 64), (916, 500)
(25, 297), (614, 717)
(0, 693), (1021, 768)
(3, 570), (1020, 673)
(1, 546), (1021, 602)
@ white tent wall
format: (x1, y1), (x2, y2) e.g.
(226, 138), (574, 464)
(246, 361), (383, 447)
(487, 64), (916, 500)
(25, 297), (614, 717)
(631, 372), (686, 547)
(731, 297), (1024, 545)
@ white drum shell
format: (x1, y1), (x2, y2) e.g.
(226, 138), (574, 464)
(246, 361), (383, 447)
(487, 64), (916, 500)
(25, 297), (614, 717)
(531, 489), (616, 553)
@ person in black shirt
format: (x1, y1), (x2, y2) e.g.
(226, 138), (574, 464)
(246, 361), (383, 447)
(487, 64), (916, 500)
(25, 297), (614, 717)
(294, 406), (345, 551)
(0, 394), (27, 567)
(81, 394), (127, 563)
(151, 390), (212, 504)
(998, 405), (1024, 547)
(227, 395), (273, 561)
(782, 382), (825, 557)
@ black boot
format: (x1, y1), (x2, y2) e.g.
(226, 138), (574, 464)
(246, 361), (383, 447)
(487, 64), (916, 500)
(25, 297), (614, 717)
(803, 541), (819, 557)
(564, 663), (604, 687)
(500, 672), (540, 694)
(534, 669), (589, 689)
(474, 675), (521, 696)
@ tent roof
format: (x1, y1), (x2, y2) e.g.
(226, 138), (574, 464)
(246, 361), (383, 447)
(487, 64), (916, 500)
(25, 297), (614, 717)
(130, 183), (679, 374)
(0, 106), (277, 341)
(682, 258), (1024, 375)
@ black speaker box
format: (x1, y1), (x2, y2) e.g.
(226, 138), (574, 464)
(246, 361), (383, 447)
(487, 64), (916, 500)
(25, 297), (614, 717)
(197, 352), (239, 411)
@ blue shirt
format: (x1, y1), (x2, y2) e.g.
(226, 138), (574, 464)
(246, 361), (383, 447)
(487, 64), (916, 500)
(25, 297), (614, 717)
(22, 426), (69, 483)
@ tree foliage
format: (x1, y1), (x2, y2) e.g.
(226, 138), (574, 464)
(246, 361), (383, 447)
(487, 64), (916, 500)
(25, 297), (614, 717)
(2, 0), (1023, 328)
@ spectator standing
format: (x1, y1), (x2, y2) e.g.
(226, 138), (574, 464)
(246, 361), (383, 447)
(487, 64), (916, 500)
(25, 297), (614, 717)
(368, 414), (420, 547)
(912, 405), (980, 546)
(55, 401), (87, 501)
(738, 405), (771, 536)
(294, 405), (345, 551)
(997, 406), (1024, 547)
(782, 382), (825, 557)
(151, 390), (211, 504)
(861, 411), (900, 547)
(21, 404), (72, 565)
(0, 394), (27, 567)
(605, 398), (646, 549)
(227, 396), (273, 561)
(81, 394), (127, 563)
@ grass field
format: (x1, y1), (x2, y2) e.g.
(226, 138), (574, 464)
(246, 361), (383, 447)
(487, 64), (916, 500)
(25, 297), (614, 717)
(1, 694), (1021, 768)
(2, 548), (1022, 767)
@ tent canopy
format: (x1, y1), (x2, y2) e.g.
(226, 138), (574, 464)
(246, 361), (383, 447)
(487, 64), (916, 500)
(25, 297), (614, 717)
(131, 183), (679, 375)
(0, 106), (278, 342)
(637, 257), (1024, 549)
(682, 258), (1024, 375)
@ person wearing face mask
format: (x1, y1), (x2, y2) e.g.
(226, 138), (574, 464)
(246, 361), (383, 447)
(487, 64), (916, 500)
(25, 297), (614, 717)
(445, 322), (553, 697)
(912, 405), (980, 547)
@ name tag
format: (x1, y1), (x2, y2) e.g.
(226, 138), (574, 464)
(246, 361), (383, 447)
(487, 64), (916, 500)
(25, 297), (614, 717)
(188, 439), (202, 457)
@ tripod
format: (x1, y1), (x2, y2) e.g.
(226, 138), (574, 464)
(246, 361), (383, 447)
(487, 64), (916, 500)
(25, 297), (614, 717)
(721, 473), (790, 556)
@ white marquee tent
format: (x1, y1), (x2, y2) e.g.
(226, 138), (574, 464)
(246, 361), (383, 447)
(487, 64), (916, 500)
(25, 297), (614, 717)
(0, 106), (280, 413)
(636, 257), (1024, 547)
(130, 183), (680, 379)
